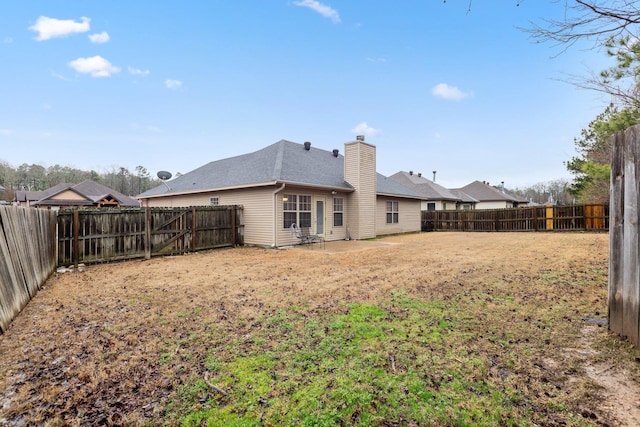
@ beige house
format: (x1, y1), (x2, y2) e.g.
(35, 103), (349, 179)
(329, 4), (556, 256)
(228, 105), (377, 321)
(451, 181), (528, 209)
(137, 138), (423, 247)
(14, 180), (140, 210)
(388, 171), (472, 211)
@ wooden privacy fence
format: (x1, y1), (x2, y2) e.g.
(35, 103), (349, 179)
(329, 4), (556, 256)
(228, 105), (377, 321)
(421, 204), (609, 232)
(0, 206), (57, 334)
(609, 124), (640, 347)
(57, 206), (244, 266)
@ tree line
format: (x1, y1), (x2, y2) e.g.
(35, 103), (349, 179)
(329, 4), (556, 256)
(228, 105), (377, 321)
(0, 161), (161, 202)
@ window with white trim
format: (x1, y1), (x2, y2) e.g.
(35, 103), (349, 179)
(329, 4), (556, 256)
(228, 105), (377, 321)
(283, 194), (312, 229)
(386, 201), (399, 224)
(210, 196), (219, 206)
(333, 197), (344, 227)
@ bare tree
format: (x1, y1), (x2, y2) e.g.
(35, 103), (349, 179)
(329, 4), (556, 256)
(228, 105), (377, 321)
(526, 1), (640, 48)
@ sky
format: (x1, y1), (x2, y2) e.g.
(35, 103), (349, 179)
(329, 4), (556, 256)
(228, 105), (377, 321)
(0, 1), (614, 189)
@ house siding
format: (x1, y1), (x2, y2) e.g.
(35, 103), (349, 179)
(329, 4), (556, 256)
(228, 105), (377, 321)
(475, 201), (514, 210)
(376, 197), (421, 236)
(141, 187), (273, 246)
(344, 141), (376, 240)
(421, 200), (457, 211)
(274, 186), (349, 246)
(142, 185), (351, 247)
(52, 190), (86, 201)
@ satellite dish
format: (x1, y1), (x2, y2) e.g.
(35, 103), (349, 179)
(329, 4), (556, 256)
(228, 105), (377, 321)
(157, 170), (172, 181)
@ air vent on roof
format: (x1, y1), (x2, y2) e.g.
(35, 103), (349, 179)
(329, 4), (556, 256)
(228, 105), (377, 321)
(409, 171), (413, 176)
(418, 173), (422, 178)
(332, 149), (339, 157)
(304, 141), (311, 150)
(356, 135), (365, 141)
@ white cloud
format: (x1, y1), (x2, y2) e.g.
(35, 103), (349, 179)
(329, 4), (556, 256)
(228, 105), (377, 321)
(128, 66), (150, 76)
(3, 37), (13, 44)
(165, 79), (183, 89)
(0, 129), (12, 136)
(351, 122), (380, 137)
(431, 83), (472, 101)
(68, 55), (120, 77)
(88, 31), (110, 44)
(294, 0), (341, 23)
(29, 16), (90, 41)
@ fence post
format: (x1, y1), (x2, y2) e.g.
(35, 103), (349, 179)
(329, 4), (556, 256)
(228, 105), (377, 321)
(191, 207), (197, 249)
(609, 128), (625, 336)
(545, 206), (553, 230)
(231, 206), (237, 246)
(73, 210), (79, 268)
(144, 208), (151, 260)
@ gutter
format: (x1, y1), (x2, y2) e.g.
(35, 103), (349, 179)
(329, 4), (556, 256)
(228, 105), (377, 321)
(272, 183), (286, 247)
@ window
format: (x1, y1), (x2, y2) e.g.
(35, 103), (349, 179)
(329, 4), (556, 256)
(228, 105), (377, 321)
(333, 197), (344, 227)
(299, 195), (312, 228)
(283, 194), (297, 228)
(283, 194), (312, 228)
(386, 201), (399, 224)
(210, 196), (219, 206)
(427, 202), (436, 211)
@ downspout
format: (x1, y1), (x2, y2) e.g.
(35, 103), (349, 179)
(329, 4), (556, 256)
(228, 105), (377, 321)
(272, 183), (285, 247)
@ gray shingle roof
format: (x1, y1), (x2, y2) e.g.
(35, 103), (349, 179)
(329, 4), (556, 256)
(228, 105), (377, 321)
(453, 180), (521, 203)
(448, 189), (478, 203)
(389, 171), (460, 201)
(19, 180), (140, 207)
(376, 174), (423, 199)
(139, 140), (422, 199)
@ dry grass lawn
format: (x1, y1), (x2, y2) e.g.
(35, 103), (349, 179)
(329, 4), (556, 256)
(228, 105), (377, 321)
(1, 232), (639, 426)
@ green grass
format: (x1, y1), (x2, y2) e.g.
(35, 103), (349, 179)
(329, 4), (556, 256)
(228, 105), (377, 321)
(165, 294), (553, 427)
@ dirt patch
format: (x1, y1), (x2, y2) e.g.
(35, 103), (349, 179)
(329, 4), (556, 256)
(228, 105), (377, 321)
(0, 232), (638, 426)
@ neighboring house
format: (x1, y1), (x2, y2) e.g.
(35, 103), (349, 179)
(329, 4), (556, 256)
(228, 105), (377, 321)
(448, 189), (478, 211)
(388, 171), (473, 211)
(14, 180), (140, 209)
(137, 138), (423, 248)
(452, 180), (528, 209)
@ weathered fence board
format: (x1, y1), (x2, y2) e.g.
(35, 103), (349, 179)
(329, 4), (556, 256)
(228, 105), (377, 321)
(421, 204), (609, 232)
(0, 206), (57, 334)
(609, 124), (625, 336)
(57, 206), (244, 266)
(610, 125), (640, 347)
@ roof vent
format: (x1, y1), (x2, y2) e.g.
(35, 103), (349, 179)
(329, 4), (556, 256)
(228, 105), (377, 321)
(304, 141), (311, 151)
(409, 171), (413, 176)
(332, 149), (339, 157)
(356, 135), (365, 141)
(417, 173), (422, 178)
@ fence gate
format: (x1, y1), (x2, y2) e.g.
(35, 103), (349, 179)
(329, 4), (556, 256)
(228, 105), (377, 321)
(57, 206), (243, 266)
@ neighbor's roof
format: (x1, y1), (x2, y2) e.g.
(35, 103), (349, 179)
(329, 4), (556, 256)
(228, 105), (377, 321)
(138, 140), (422, 200)
(376, 174), (423, 199)
(17, 180), (140, 207)
(388, 171), (461, 201)
(453, 180), (523, 203)
(448, 189), (478, 203)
